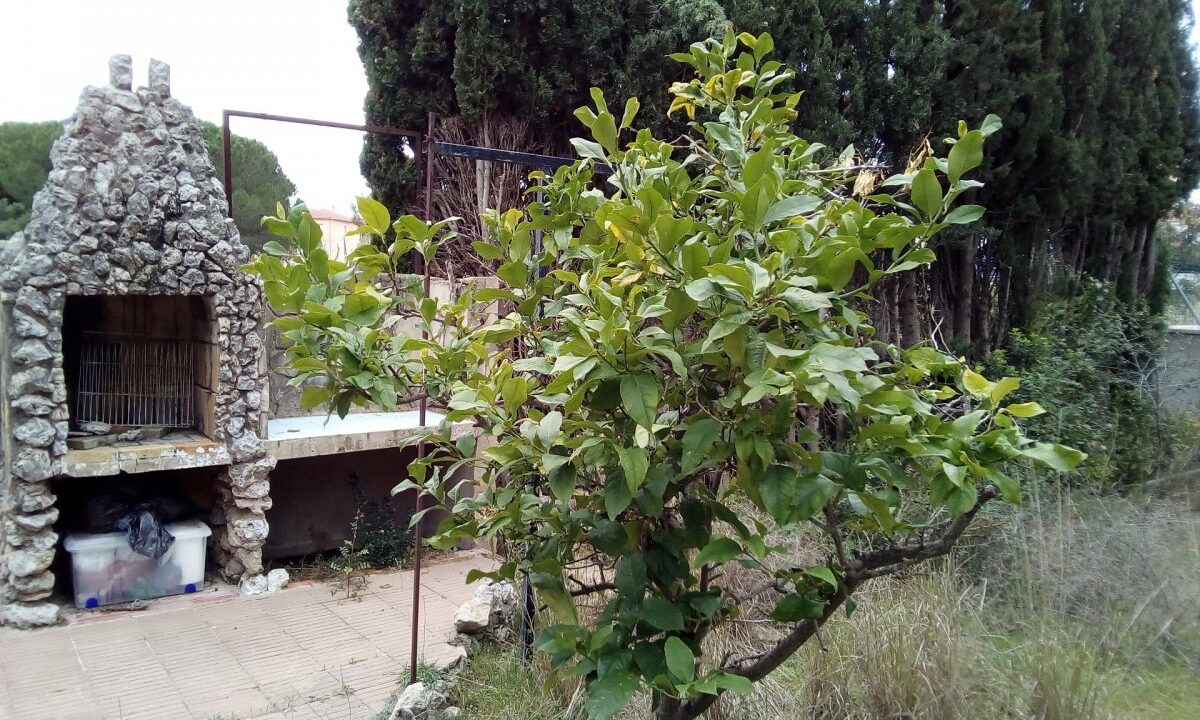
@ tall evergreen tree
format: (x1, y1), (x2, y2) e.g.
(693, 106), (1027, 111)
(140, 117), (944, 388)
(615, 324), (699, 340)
(349, 0), (1200, 350)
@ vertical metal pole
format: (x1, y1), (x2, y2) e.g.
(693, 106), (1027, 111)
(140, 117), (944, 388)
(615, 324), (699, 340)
(408, 112), (437, 687)
(518, 190), (548, 672)
(221, 111), (233, 213)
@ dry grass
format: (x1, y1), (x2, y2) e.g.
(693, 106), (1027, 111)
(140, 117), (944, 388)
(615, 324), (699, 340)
(973, 487), (1200, 666)
(456, 486), (1200, 720)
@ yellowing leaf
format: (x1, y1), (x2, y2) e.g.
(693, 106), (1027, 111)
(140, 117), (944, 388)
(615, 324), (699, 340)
(990, 376), (1020, 404)
(668, 95), (695, 119)
(1006, 402), (1046, 418)
(962, 368), (992, 398)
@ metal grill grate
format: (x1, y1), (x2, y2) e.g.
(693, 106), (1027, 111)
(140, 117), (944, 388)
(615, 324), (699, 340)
(73, 334), (195, 428)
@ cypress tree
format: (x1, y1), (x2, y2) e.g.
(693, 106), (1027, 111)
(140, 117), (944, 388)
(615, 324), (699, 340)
(348, 0), (1200, 344)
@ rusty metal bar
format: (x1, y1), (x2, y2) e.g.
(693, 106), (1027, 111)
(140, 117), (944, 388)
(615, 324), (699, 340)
(434, 141), (611, 175)
(221, 111), (233, 213)
(409, 111), (438, 686)
(219, 109), (424, 219)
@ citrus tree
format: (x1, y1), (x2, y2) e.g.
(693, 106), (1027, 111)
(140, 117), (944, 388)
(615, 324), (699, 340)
(247, 30), (1084, 720)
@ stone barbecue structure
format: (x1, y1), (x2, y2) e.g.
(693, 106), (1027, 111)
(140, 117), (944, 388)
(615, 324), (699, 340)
(0, 57), (477, 631)
(0, 57), (274, 627)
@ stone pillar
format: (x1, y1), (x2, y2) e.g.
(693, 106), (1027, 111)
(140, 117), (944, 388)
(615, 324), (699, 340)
(208, 277), (275, 586)
(0, 282), (68, 628)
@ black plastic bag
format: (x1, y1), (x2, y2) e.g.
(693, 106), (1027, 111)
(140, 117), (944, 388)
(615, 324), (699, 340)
(115, 506), (176, 559)
(80, 484), (194, 559)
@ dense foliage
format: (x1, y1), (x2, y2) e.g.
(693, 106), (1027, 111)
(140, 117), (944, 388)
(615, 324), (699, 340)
(985, 279), (1198, 489)
(349, 0), (1199, 354)
(0, 121), (61, 239)
(0, 119), (295, 251)
(249, 32), (1082, 720)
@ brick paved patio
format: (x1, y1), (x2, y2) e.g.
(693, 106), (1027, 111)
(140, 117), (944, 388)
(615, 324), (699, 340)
(0, 550), (494, 720)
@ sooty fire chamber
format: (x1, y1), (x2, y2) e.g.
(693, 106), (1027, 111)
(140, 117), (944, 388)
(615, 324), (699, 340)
(62, 295), (217, 437)
(0, 55), (275, 628)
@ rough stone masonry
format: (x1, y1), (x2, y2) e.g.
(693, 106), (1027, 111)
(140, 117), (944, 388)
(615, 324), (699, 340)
(0, 56), (275, 627)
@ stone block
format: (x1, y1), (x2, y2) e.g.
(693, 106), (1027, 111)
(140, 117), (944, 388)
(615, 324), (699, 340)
(6, 547), (55, 578)
(0, 601), (60, 628)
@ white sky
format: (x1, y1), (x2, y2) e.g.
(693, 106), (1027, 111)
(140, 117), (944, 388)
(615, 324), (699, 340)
(0, 1), (1198, 210)
(0, 0), (370, 213)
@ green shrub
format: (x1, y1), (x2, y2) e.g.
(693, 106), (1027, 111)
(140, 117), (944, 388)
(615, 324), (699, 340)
(350, 478), (414, 568)
(985, 279), (1191, 488)
(251, 29), (1083, 720)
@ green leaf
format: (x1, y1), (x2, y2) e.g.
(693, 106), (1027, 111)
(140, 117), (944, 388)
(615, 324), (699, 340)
(356, 196), (391, 235)
(681, 418), (721, 473)
(548, 461), (576, 501)
(1020, 442), (1087, 472)
(947, 130), (984, 185)
(605, 475), (634, 519)
(618, 446), (649, 491)
(593, 111), (619, 153)
(986, 468), (1021, 504)
(571, 138), (607, 162)
(911, 168), (942, 219)
(980, 114), (1003, 137)
(664, 637), (695, 683)
(694, 671), (755, 696)
(771, 594), (825, 622)
(472, 241), (504, 260)
(642, 598), (684, 631)
(299, 384), (330, 410)
(759, 467), (839, 525)
(944, 204), (985, 224)
(620, 373), (659, 428)
(620, 97), (640, 129)
(614, 554), (647, 598)
(803, 565), (839, 589)
(585, 670), (639, 720)
(763, 194), (821, 224)
(587, 520), (629, 555)
(695, 537), (741, 567)
(990, 376), (1020, 404)
(780, 287), (832, 313)
(962, 368), (992, 397)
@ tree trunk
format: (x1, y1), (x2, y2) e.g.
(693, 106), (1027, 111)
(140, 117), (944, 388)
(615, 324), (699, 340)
(1124, 223), (1147, 303)
(655, 696), (687, 720)
(953, 239), (975, 347)
(899, 274), (921, 346)
(1139, 221), (1158, 296)
(475, 112), (492, 240)
(972, 262), (991, 354)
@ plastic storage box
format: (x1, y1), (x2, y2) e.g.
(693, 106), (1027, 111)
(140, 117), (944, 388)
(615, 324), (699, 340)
(63, 519), (211, 608)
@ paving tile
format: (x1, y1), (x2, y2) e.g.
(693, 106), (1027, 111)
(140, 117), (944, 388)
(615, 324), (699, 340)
(0, 553), (495, 720)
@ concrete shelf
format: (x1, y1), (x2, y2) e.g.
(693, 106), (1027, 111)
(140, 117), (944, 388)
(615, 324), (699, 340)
(63, 430), (231, 477)
(265, 410), (472, 461)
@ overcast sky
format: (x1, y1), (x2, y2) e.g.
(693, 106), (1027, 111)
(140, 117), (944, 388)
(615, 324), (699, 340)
(0, 0), (370, 213)
(1, 1), (1198, 212)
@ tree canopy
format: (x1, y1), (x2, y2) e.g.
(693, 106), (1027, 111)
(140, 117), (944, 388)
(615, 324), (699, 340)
(0, 119), (295, 251)
(198, 121), (297, 252)
(349, 0), (1200, 352)
(0, 121), (62, 239)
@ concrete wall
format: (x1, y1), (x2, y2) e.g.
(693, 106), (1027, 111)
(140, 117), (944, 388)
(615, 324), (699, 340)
(1162, 326), (1200, 415)
(262, 445), (468, 560)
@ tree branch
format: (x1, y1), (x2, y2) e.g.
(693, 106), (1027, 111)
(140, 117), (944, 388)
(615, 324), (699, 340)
(679, 485), (998, 719)
(848, 485), (997, 582)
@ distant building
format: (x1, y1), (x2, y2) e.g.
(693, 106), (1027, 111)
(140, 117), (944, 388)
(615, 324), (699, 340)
(310, 208), (361, 261)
